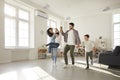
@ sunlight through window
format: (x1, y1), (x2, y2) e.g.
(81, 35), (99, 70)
(4, 3), (30, 48)
(75, 63), (120, 78)
(0, 71), (17, 80)
(22, 67), (56, 80)
(113, 14), (120, 47)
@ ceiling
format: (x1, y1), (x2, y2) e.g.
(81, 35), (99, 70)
(30, 0), (120, 18)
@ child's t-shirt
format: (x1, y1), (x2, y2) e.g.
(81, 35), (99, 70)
(82, 40), (94, 52)
(50, 34), (56, 43)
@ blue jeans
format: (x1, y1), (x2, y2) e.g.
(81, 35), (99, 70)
(46, 43), (59, 64)
(46, 43), (59, 53)
(51, 48), (57, 64)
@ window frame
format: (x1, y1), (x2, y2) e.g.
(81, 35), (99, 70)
(47, 19), (57, 44)
(48, 19), (57, 28)
(4, 3), (30, 49)
(113, 14), (120, 48)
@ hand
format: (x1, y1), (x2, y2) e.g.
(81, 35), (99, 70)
(93, 47), (96, 51)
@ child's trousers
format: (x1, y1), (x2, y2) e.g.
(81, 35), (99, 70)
(86, 51), (93, 68)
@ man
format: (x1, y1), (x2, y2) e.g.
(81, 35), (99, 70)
(60, 22), (81, 68)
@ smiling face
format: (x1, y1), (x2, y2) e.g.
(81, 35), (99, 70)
(84, 34), (90, 41)
(69, 23), (74, 30)
(69, 24), (74, 30)
(49, 28), (53, 33)
(84, 36), (89, 41)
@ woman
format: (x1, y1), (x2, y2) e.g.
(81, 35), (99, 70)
(46, 28), (59, 64)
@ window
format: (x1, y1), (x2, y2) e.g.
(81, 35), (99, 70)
(47, 19), (57, 28)
(4, 4), (30, 48)
(18, 20), (29, 47)
(113, 14), (120, 47)
(47, 19), (57, 43)
(5, 17), (16, 47)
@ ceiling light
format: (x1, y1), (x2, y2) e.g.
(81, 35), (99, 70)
(66, 16), (71, 20)
(102, 7), (110, 12)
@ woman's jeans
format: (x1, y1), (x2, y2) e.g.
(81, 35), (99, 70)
(46, 43), (59, 64)
(51, 48), (57, 64)
(46, 43), (59, 53)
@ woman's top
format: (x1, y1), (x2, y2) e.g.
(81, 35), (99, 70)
(50, 34), (56, 43)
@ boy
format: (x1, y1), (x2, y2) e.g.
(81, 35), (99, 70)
(81, 34), (95, 69)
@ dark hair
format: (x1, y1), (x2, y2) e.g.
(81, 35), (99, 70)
(56, 32), (59, 35)
(47, 28), (54, 37)
(84, 34), (90, 38)
(69, 22), (74, 27)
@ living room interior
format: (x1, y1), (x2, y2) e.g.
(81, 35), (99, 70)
(0, 0), (120, 80)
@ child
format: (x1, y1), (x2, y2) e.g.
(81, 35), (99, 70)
(81, 34), (95, 69)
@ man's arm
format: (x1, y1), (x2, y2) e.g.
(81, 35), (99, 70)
(76, 30), (81, 45)
(60, 27), (68, 43)
(60, 27), (67, 36)
(61, 30), (65, 36)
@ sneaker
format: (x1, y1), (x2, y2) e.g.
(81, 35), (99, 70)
(52, 63), (57, 67)
(71, 64), (75, 68)
(63, 65), (68, 68)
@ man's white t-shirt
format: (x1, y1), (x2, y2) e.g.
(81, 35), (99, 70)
(82, 40), (94, 52)
(67, 30), (75, 45)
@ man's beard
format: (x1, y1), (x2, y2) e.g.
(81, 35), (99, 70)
(69, 27), (73, 30)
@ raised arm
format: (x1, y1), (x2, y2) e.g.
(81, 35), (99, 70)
(60, 26), (66, 36)
(60, 26), (68, 43)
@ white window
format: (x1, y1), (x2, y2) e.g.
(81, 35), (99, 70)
(4, 4), (30, 48)
(47, 19), (57, 28)
(113, 14), (120, 47)
(47, 19), (57, 43)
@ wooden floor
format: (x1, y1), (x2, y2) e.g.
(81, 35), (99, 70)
(0, 57), (120, 80)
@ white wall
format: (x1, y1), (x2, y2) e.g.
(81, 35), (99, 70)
(0, 0), (12, 63)
(70, 13), (112, 50)
(11, 49), (29, 61)
(0, 0), (63, 63)
(34, 16), (47, 59)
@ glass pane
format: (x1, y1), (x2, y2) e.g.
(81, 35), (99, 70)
(5, 4), (16, 17)
(5, 17), (16, 47)
(113, 14), (120, 23)
(18, 21), (29, 47)
(19, 39), (28, 47)
(51, 21), (56, 28)
(114, 39), (120, 46)
(114, 24), (120, 32)
(18, 9), (29, 20)
(114, 32), (120, 39)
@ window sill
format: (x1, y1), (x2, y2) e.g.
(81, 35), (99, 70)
(4, 47), (34, 50)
